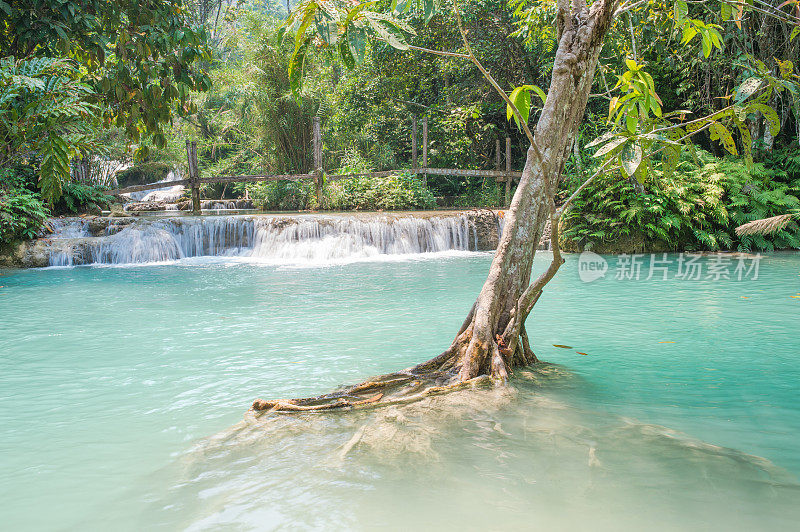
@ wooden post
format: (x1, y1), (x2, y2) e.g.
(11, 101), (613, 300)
(187, 140), (201, 215)
(495, 139), (501, 171)
(505, 136), (512, 207)
(422, 116), (428, 167)
(412, 117), (418, 170)
(313, 117), (323, 209)
(422, 116), (428, 187)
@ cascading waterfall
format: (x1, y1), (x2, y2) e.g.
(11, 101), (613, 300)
(45, 214), (478, 267)
(124, 170), (185, 203)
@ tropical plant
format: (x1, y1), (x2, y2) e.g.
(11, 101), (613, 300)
(0, 169), (50, 244)
(53, 182), (114, 215)
(1, 0), (213, 153)
(0, 56), (99, 203)
(561, 151), (800, 252)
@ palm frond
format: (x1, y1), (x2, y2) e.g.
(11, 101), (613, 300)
(735, 213), (797, 236)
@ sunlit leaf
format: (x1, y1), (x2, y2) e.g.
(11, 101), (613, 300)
(735, 77), (763, 103)
(620, 141), (643, 177)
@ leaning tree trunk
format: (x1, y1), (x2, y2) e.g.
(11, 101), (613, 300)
(439, 0), (616, 383)
(251, 0), (618, 413)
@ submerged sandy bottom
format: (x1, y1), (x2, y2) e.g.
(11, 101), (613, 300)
(1, 253), (799, 530)
(122, 367), (798, 531)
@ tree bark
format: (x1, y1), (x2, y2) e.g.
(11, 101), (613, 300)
(436, 0), (616, 383)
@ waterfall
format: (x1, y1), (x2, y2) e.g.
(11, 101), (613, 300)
(43, 214), (479, 266)
(124, 170), (185, 203)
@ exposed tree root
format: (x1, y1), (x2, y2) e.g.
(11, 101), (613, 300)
(250, 366), (493, 415)
(249, 213), (564, 415)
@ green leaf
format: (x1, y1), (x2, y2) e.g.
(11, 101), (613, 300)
(701, 32), (712, 58)
(674, 0), (688, 22)
(735, 77), (763, 103)
(315, 14), (338, 46)
(531, 85), (547, 105)
(296, 3), (318, 50)
(732, 116), (753, 168)
(586, 131), (616, 149)
(620, 141), (643, 177)
(593, 136), (627, 157)
(365, 18), (408, 50)
(710, 122), (737, 155)
(288, 39), (309, 100)
(681, 26), (697, 44)
(721, 1), (732, 20)
(422, 0), (437, 23)
(338, 33), (355, 70)
(363, 11), (416, 35)
(507, 86), (532, 127)
(626, 106), (638, 134)
(348, 26), (367, 63)
(749, 103), (781, 136)
(393, 0), (411, 14)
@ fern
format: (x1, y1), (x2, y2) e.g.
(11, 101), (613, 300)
(562, 149), (800, 251)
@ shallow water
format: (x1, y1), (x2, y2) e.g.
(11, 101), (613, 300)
(1, 252), (799, 530)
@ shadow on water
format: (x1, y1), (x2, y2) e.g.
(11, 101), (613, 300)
(97, 365), (799, 532)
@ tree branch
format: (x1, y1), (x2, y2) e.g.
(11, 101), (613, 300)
(407, 45), (470, 59)
(452, 4), (538, 151)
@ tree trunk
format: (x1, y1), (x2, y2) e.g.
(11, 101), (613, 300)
(251, 0), (618, 413)
(436, 0), (615, 383)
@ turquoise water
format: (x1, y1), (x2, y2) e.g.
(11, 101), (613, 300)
(1, 252), (799, 530)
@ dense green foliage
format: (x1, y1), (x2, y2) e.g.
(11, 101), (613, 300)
(0, 57), (98, 203)
(250, 171), (436, 210)
(115, 163), (175, 188)
(3, 0), (800, 253)
(0, 169), (49, 242)
(1, 0), (211, 203)
(53, 182), (113, 215)
(2, 0), (212, 147)
(562, 151), (800, 252)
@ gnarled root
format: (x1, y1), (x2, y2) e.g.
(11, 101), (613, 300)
(249, 318), (532, 416)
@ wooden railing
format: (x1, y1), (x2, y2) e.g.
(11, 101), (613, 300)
(108, 117), (520, 213)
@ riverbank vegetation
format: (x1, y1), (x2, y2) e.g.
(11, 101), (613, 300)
(1, 0), (799, 252)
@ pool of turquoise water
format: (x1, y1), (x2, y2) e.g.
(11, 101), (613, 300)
(1, 252), (799, 530)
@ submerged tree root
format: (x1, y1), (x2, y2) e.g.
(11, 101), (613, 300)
(250, 365), (493, 415)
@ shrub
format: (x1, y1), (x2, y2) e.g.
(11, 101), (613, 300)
(325, 172), (436, 211)
(0, 169), (50, 244)
(53, 182), (114, 215)
(115, 162), (173, 188)
(249, 180), (316, 210)
(561, 151), (800, 252)
(452, 179), (505, 208)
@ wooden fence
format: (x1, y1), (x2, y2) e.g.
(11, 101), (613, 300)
(108, 116), (521, 214)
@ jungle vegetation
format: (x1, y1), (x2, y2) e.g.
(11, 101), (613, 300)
(1, 0), (799, 254)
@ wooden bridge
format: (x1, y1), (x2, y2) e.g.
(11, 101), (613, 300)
(109, 117), (522, 214)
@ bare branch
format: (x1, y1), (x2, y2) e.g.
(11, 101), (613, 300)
(407, 45), (470, 59)
(614, 0), (648, 17)
(453, 4), (537, 149)
(557, 156), (617, 216)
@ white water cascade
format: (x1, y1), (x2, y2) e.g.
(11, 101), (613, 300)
(123, 170), (185, 203)
(45, 214), (480, 267)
